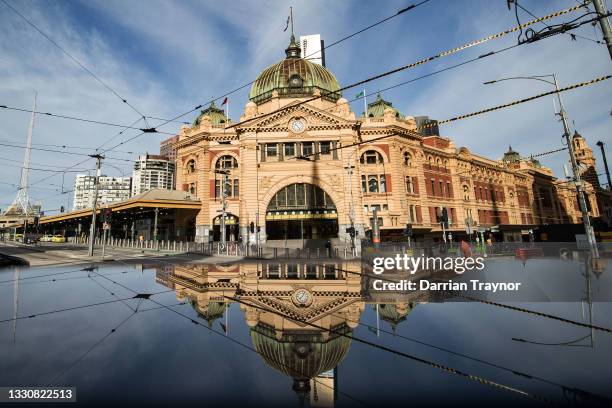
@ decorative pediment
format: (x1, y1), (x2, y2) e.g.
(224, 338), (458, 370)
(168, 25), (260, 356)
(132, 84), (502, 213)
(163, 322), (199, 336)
(238, 101), (356, 132)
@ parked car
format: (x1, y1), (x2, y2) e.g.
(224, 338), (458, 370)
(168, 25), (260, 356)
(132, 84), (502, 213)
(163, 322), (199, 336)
(24, 234), (39, 244)
(40, 235), (53, 242)
(51, 235), (66, 243)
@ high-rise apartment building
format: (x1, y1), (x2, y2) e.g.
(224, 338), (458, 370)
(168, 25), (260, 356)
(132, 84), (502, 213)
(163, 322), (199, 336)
(73, 175), (131, 210)
(131, 154), (175, 196)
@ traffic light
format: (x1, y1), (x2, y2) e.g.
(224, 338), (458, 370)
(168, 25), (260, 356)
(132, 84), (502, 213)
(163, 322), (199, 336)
(34, 216), (40, 228)
(441, 208), (449, 229)
(346, 226), (355, 238)
(250, 222), (255, 233)
(223, 177), (232, 198)
(403, 223), (412, 237)
(103, 208), (112, 223)
(60, 206), (65, 213)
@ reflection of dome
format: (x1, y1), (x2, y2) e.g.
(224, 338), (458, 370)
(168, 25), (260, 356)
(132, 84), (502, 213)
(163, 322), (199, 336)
(248, 35), (341, 105)
(190, 300), (227, 327)
(378, 303), (413, 331)
(365, 93), (404, 118)
(193, 101), (228, 126)
(250, 322), (351, 381)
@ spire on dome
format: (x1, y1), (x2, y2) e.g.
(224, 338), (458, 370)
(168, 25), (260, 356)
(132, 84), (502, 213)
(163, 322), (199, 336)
(284, 7), (301, 59)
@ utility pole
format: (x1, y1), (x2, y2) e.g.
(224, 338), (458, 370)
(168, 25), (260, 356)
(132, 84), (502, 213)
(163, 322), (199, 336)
(596, 141), (611, 189)
(484, 74), (599, 258)
(215, 169), (229, 253)
(592, 0), (612, 61)
(153, 207), (159, 250)
(344, 164), (356, 252)
(554, 75), (599, 258)
(88, 154), (104, 257)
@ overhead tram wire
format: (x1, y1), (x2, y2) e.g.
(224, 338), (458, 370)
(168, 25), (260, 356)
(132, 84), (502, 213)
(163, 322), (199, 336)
(212, 3), (588, 133)
(291, 74), (611, 161)
(101, 3), (588, 155)
(100, 0), (434, 152)
(320, 309), (612, 404)
(0, 0), (148, 121)
(25, 117), (147, 191)
(0, 142), (132, 162)
(0, 105), (174, 135)
(515, 0), (605, 45)
(0, 139), (135, 155)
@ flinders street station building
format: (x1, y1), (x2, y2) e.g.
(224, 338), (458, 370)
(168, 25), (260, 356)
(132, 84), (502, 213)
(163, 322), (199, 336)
(174, 35), (609, 246)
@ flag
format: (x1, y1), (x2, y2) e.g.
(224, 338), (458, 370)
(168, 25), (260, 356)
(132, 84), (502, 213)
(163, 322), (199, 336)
(355, 90), (365, 99)
(221, 97), (228, 105)
(283, 15), (290, 31)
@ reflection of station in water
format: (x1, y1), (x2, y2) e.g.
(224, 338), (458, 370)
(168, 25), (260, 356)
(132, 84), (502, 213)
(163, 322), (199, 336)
(159, 261), (423, 407)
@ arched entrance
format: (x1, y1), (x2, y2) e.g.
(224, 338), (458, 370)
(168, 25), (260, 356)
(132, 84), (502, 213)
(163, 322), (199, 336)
(266, 183), (338, 240)
(213, 213), (239, 242)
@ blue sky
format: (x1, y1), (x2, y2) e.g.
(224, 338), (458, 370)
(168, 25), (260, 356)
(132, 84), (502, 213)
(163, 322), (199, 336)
(0, 0), (610, 212)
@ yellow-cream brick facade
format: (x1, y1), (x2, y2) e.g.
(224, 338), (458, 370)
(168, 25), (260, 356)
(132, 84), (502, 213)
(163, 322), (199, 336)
(174, 38), (603, 245)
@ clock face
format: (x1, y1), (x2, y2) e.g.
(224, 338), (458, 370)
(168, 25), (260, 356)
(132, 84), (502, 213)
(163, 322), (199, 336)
(290, 119), (305, 133)
(292, 288), (312, 307)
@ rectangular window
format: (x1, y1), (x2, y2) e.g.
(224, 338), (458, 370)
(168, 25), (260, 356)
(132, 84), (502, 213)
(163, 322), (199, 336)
(233, 179), (239, 197)
(409, 205), (415, 223)
(361, 175), (367, 193)
(430, 179), (436, 196)
(405, 176), (413, 194)
(371, 204), (381, 213)
(439, 181), (444, 197)
(363, 205), (369, 214)
(446, 182), (451, 198)
(382, 204), (388, 211)
(380, 175), (386, 193)
(215, 180), (221, 198)
(302, 142), (314, 157)
(284, 143), (295, 157)
(266, 144), (277, 157)
(368, 175), (379, 193)
(320, 141), (331, 155)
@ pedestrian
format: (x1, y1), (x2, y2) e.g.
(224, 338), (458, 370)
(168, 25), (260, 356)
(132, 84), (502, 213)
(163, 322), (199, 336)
(460, 240), (472, 258)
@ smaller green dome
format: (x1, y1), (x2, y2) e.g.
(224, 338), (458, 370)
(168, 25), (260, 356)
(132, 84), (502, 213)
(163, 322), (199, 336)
(503, 145), (520, 163)
(364, 94), (404, 119)
(193, 101), (228, 126)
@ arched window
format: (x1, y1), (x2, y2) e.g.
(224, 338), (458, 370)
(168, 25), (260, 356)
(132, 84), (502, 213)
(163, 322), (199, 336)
(215, 155), (238, 170)
(463, 185), (470, 201)
(186, 159), (196, 174)
(403, 151), (411, 166)
(360, 150), (384, 165)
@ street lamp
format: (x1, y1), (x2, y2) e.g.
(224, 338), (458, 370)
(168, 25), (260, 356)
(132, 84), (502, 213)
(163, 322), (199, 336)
(484, 74), (599, 258)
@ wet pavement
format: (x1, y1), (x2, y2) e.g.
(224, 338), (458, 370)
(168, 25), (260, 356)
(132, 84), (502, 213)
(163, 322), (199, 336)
(1, 256), (611, 407)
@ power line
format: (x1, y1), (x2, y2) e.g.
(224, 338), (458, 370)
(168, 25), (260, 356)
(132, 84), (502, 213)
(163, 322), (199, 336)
(515, 0), (605, 44)
(0, 289), (173, 324)
(0, 142), (133, 161)
(0, 104), (174, 135)
(0, 0), (148, 120)
(218, 3), (587, 133)
(327, 307), (611, 404)
(294, 75), (611, 160)
(102, 1), (434, 151)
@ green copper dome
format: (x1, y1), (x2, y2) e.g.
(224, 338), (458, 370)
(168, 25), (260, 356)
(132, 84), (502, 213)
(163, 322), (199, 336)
(503, 145), (520, 163)
(248, 35), (342, 105)
(193, 101), (228, 126)
(364, 93), (404, 119)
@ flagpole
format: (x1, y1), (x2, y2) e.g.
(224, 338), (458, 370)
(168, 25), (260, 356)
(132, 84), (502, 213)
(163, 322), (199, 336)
(363, 89), (367, 119)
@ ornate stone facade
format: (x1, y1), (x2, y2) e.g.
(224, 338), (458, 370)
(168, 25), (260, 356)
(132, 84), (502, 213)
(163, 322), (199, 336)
(175, 37), (603, 245)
